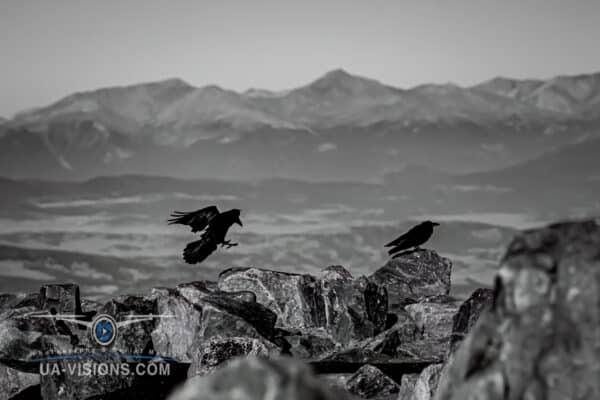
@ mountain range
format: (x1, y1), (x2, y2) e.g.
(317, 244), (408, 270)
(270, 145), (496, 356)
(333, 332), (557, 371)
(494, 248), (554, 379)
(1, 69), (600, 181)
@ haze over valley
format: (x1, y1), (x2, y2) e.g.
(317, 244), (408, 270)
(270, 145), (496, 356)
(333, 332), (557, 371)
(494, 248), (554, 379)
(1, 69), (599, 300)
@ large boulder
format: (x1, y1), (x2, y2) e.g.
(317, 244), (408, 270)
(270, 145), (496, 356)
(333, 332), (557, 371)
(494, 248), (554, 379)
(99, 295), (156, 355)
(151, 281), (285, 363)
(370, 250), (452, 311)
(0, 288), (88, 374)
(399, 363), (444, 400)
(449, 288), (493, 353)
(345, 364), (400, 399)
(188, 336), (279, 377)
(168, 357), (351, 400)
(436, 220), (600, 400)
(405, 303), (458, 341)
(39, 284), (81, 315)
(218, 266), (388, 344)
(218, 267), (321, 329)
(321, 311), (420, 364)
(286, 328), (338, 360)
(319, 266), (388, 343)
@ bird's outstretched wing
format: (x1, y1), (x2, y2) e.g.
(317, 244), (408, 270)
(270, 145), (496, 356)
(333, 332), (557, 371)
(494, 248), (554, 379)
(182, 232), (219, 264)
(168, 206), (219, 233)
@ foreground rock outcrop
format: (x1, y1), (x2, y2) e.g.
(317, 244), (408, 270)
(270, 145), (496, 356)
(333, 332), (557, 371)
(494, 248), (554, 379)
(0, 249), (459, 399)
(436, 220), (600, 400)
(4, 218), (597, 400)
(168, 357), (351, 400)
(218, 266), (388, 345)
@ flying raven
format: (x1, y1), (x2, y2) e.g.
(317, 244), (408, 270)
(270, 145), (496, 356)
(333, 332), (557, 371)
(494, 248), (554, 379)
(385, 220), (440, 257)
(168, 206), (243, 264)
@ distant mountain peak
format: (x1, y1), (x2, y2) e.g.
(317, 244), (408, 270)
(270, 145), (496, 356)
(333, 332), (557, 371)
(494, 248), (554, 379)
(303, 68), (397, 99)
(154, 77), (193, 88)
(312, 68), (368, 86)
(322, 68), (353, 79)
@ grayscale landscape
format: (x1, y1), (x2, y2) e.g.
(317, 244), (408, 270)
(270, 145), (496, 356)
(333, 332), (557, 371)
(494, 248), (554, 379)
(2, 3), (600, 400)
(1, 69), (599, 300)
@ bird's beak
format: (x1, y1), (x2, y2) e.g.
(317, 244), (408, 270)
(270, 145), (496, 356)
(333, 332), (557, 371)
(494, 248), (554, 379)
(236, 218), (243, 227)
(433, 222), (440, 226)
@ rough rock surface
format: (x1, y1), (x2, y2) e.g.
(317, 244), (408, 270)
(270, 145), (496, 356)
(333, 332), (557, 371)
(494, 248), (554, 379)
(151, 282), (285, 362)
(370, 250), (452, 311)
(188, 336), (279, 377)
(321, 314), (419, 364)
(218, 267), (321, 329)
(218, 266), (387, 344)
(286, 328), (338, 359)
(435, 220), (600, 400)
(0, 364), (39, 400)
(39, 285), (81, 315)
(345, 364), (400, 399)
(100, 295), (156, 355)
(397, 373), (419, 400)
(449, 288), (493, 353)
(168, 357), (351, 400)
(405, 303), (458, 340)
(401, 363), (443, 400)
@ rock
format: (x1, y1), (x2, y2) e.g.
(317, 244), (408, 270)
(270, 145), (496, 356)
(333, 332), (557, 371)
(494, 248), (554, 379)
(319, 268), (388, 343)
(12, 293), (41, 310)
(0, 294), (32, 312)
(99, 295), (156, 355)
(397, 373), (419, 400)
(218, 266), (388, 344)
(436, 220), (600, 400)
(320, 373), (352, 392)
(151, 287), (204, 362)
(362, 312), (420, 356)
(395, 338), (449, 363)
(370, 250), (452, 311)
(39, 284), (81, 315)
(405, 303), (458, 340)
(286, 328), (338, 360)
(219, 267), (322, 330)
(168, 357), (351, 400)
(151, 282), (285, 363)
(449, 288), (493, 353)
(401, 363), (443, 400)
(188, 336), (279, 377)
(323, 312), (420, 363)
(0, 306), (81, 373)
(0, 364), (39, 400)
(346, 364), (400, 399)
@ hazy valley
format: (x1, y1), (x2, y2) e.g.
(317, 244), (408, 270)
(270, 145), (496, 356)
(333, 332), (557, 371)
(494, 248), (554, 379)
(1, 69), (599, 300)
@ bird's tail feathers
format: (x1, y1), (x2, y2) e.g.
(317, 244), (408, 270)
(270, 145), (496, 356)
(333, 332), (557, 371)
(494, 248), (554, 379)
(387, 240), (408, 255)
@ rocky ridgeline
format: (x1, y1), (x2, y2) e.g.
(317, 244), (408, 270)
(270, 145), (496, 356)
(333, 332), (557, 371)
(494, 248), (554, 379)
(1, 219), (598, 399)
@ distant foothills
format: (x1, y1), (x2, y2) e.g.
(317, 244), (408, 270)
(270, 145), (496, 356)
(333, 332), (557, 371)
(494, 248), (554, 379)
(1, 69), (600, 181)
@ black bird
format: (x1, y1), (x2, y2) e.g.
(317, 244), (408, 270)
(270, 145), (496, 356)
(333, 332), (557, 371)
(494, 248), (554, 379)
(385, 220), (440, 257)
(168, 206), (243, 264)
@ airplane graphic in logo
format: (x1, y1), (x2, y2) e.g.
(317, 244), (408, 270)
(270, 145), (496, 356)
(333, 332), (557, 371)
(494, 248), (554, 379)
(22, 312), (174, 346)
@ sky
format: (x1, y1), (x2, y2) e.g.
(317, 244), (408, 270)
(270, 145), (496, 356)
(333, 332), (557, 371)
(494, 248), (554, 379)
(1, 0), (599, 117)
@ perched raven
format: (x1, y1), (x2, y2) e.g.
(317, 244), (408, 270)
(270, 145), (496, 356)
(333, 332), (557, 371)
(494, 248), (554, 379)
(385, 220), (439, 257)
(168, 206), (243, 264)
